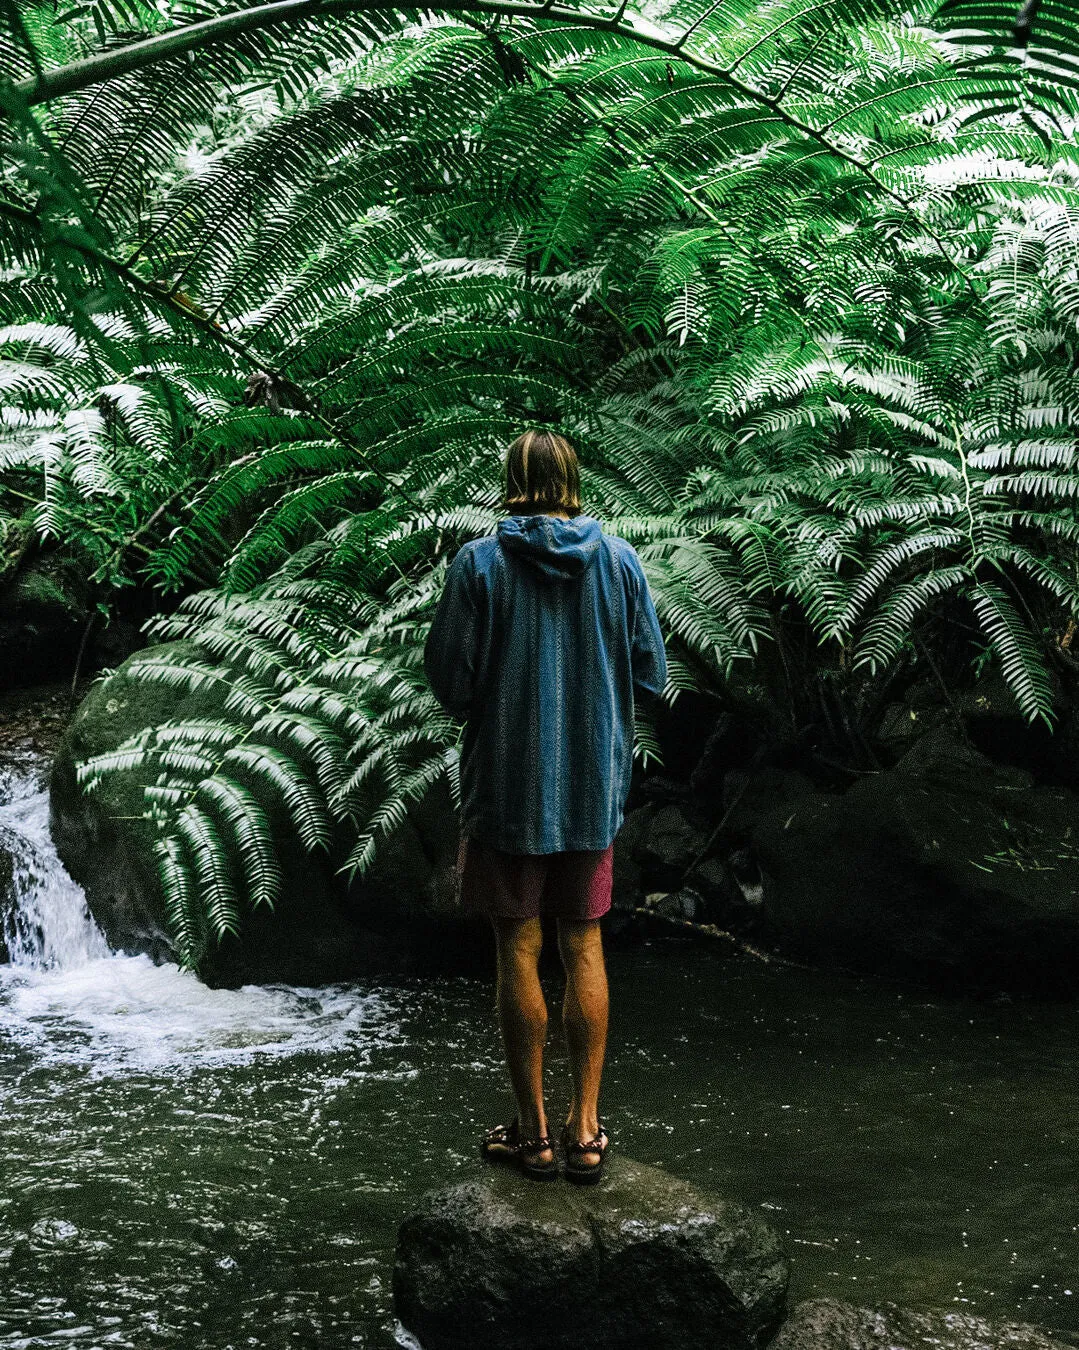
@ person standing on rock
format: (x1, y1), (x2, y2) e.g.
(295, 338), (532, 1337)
(423, 430), (667, 1183)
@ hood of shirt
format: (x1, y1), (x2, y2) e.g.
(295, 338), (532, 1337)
(496, 513), (604, 581)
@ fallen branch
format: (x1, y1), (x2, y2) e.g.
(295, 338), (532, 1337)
(631, 904), (810, 969)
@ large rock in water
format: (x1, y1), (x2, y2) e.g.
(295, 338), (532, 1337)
(393, 1156), (790, 1350)
(749, 728), (1079, 992)
(772, 1298), (1073, 1350)
(48, 640), (480, 986)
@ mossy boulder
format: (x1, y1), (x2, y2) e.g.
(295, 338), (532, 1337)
(49, 640), (481, 987)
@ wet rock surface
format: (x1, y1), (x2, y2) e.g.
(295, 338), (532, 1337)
(393, 1155), (790, 1350)
(771, 1298), (1075, 1350)
(0, 680), (89, 761)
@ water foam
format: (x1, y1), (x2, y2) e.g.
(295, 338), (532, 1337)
(0, 956), (395, 1075)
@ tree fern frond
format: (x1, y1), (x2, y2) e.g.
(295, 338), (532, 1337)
(970, 579), (1056, 723)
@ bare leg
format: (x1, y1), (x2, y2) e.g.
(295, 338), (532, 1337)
(491, 916), (554, 1165)
(557, 918), (609, 1165)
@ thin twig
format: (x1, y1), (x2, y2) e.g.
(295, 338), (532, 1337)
(632, 904), (810, 968)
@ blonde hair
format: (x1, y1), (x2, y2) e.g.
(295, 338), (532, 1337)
(501, 430), (581, 515)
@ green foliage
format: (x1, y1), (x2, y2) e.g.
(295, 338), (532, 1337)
(5, 0), (1079, 969)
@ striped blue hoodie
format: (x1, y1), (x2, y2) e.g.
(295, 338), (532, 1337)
(423, 513), (667, 854)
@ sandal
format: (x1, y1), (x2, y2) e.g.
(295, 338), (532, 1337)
(480, 1117), (558, 1182)
(560, 1121), (609, 1185)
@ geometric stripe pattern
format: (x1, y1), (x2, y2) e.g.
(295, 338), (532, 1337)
(424, 513), (667, 853)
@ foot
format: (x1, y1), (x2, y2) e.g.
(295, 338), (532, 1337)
(564, 1117), (607, 1182)
(481, 1118), (556, 1176)
(519, 1136), (556, 1172)
(562, 1116), (607, 1168)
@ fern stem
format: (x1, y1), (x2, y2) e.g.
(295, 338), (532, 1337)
(518, 43), (734, 232)
(955, 418), (978, 556)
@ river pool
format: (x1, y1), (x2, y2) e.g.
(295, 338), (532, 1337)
(2, 753), (1078, 1350)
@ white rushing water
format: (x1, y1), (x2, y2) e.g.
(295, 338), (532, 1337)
(0, 758), (394, 1076)
(0, 759), (111, 970)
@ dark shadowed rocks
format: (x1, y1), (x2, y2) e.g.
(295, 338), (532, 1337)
(612, 710), (1079, 992)
(611, 800), (713, 908)
(393, 1156), (790, 1350)
(771, 1298), (1074, 1350)
(0, 551), (87, 693)
(749, 729), (1079, 991)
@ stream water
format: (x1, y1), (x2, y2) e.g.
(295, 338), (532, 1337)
(2, 751), (1079, 1350)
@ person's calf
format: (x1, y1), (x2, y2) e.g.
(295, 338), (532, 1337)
(491, 917), (554, 1166)
(556, 918), (609, 1166)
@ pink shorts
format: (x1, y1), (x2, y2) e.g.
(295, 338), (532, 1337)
(455, 835), (613, 922)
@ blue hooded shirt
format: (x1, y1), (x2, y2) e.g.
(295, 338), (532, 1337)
(423, 513), (667, 853)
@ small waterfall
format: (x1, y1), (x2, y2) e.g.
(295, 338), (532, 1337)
(0, 757), (110, 970)
(0, 754), (395, 1075)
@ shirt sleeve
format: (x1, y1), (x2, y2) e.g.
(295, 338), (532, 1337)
(423, 546), (479, 719)
(630, 558), (667, 700)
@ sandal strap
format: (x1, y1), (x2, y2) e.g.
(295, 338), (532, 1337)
(562, 1125), (608, 1156)
(483, 1120), (553, 1154)
(518, 1135), (553, 1153)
